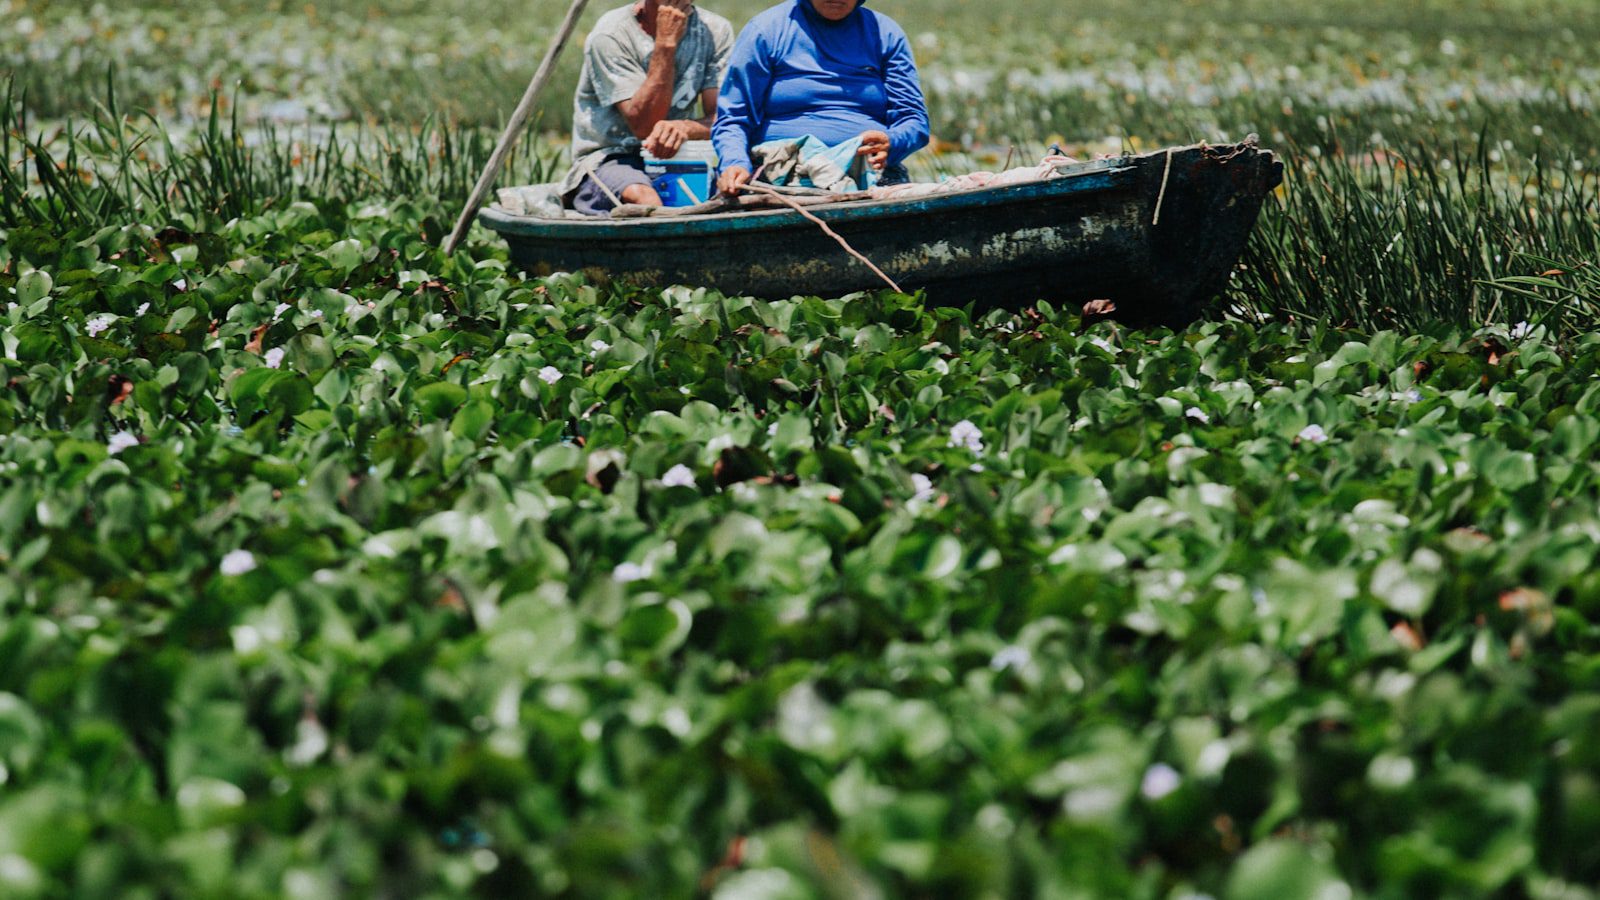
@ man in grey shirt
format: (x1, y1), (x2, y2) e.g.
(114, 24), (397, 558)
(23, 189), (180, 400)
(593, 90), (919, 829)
(559, 0), (734, 215)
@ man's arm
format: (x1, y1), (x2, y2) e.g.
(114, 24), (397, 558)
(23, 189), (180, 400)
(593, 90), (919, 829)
(641, 88), (716, 158)
(616, 0), (693, 139)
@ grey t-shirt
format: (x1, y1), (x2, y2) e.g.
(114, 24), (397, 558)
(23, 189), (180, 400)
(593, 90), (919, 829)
(559, 3), (733, 197)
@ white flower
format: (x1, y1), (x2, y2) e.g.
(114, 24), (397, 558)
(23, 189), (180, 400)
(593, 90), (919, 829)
(1404, 389), (1422, 403)
(274, 302), (291, 319)
(990, 645), (1030, 671)
(1185, 406), (1210, 424)
(264, 347), (286, 369)
(948, 419), (984, 453)
(767, 422), (779, 437)
(591, 339), (611, 354)
(1510, 320), (1533, 340)
(173, 278), (187, 291)
(1141, 763), (1182, 800)
(1089, 336), (1115, 353)
(285, 717), (329, 767)
(136, 302), (150, 316)
(612, 561), (650, 583)
(660, 464), (696, 488)
(106, 431), (139, 454)
(1298, 424), (1329, 444)
(84, 314), (115, 337)
(910, 473), (935, 501)
(1196, 740), (1231, 777)
(219, 549), (257, 576)
(537, 365), (562, 384)
(309, 310), (324, 320)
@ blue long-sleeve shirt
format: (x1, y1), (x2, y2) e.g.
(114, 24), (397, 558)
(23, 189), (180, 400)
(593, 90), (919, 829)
(711, 0), (930, 175)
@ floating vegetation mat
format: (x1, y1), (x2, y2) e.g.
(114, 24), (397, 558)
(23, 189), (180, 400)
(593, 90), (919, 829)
(2, 0), (1600, 895)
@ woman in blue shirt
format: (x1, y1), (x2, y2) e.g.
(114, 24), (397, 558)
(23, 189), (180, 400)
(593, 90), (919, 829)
(712, 0), (929, 195)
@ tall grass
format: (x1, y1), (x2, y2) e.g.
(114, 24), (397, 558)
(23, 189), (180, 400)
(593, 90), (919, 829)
(1, 79), (562, 232)
(1234, 132), (1600, 332)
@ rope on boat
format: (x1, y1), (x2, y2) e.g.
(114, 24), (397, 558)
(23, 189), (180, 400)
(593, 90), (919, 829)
(1152, 148), (1174, 226)
(743, 183), (904, 294)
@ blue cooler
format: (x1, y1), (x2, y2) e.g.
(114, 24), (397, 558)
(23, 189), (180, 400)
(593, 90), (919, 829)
(643, 141), (716, 207)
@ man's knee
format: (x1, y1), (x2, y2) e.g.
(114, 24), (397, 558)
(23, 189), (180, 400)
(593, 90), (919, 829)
(620, 183), (663, 206)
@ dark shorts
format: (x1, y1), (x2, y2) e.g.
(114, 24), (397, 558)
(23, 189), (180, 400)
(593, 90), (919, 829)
(569, 154), (654, 216)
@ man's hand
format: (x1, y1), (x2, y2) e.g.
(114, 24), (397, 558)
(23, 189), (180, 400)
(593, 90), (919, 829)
(857, 130), (890, 170)
(642, 119), (696, 158)
(655, 0), (692, 48)
(718, 165), (751, 196)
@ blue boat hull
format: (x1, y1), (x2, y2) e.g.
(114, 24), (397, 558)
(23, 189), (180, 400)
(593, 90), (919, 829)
(479, 142), (1283, 324)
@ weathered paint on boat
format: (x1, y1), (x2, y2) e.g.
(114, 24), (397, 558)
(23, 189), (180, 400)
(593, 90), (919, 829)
(479, 142), (1283, 324)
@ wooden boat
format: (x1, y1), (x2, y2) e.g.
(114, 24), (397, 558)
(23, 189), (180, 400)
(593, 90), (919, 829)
(479, 141), (1283, 324)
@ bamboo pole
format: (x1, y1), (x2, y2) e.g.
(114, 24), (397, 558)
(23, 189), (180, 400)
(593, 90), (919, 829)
(442, 0), (591, 255)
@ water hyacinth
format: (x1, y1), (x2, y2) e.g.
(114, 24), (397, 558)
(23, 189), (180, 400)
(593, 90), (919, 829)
(84, 314), (115, 337)
(219, 549), (257, 576)
(948, 419), (985, 453)
(990, 645), (1031, 672)
(264, 347), (286, 369)
(591, 339), (611, 354)
(6, 4), (1600, 893)
(612, 561), (650, 583)
(106, 431), (139, 455)
(660, 464), (696, 488)
(1298, 424), (1330, 444)
(1141, 763), (1182, 800)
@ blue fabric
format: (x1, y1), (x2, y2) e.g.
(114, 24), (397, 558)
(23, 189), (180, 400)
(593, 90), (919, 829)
(712, 0), (929, 176)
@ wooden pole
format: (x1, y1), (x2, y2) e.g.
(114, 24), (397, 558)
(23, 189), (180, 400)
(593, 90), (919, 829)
(442, 0), (591, 255)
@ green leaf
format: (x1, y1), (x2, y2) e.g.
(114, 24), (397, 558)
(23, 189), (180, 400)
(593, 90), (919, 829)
(15, 270), (51, 305)
(415, 382), (467, 420)
(1225, 840), (1343, 900)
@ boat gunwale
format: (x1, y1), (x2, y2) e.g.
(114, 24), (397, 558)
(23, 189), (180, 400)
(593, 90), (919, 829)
(478, 161), (1141, 240)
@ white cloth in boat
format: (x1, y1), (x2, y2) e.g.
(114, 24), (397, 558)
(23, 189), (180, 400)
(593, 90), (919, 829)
(864, 154), (1078, 200)
(751, 134), (879, 193)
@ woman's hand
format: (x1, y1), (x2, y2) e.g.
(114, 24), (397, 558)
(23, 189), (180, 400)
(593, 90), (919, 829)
(857, 130), (890, 170)
(717, 165), (752, 196)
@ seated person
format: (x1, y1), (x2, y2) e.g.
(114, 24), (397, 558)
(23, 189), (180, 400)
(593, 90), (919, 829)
(711, 0), (929, 197)
(559, 0), (734, 215)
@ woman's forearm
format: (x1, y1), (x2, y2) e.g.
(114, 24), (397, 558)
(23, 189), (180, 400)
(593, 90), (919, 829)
(712, 32), (771, 173)
(882, 30), (929, 165)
